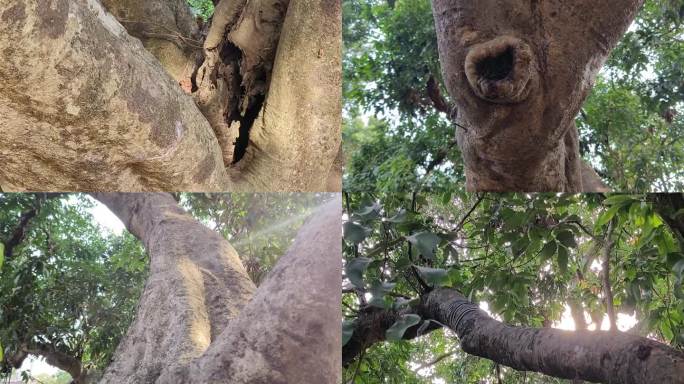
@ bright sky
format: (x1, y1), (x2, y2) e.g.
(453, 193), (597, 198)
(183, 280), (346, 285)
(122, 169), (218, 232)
(17, 196), (124, 379)
(85, 195), (125, 234)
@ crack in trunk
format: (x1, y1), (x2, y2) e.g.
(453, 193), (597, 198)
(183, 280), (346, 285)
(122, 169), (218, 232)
(232, 93), (265, 164)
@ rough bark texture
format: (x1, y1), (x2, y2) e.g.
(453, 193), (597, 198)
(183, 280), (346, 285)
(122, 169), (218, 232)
(94, 193), (256, 383)
(100, 0), (201, 84)
(158, 195), (342, 383)
(227, 0), (343, 191)
(93, 193), (341, 383)
(0, 0), (228, 191)
(344, 288), (684, 383)
(0, 0), (341, 192)
(431, 0), (644, 192)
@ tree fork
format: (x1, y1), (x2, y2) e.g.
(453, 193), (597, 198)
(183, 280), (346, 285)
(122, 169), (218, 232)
(92, 193), (341, 383)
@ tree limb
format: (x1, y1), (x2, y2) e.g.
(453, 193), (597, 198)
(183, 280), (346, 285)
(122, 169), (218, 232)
(158, 196), (342, 383)
(344, 288), (684, 383)
(601, 220), (617, 331)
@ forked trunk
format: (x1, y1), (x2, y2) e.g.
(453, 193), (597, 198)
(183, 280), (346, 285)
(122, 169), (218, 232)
(93, 193), (341, 383)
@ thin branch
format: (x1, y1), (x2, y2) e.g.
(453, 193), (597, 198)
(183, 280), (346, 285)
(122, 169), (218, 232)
(414, 351), (456, 371)
(602, 220), (617, 331)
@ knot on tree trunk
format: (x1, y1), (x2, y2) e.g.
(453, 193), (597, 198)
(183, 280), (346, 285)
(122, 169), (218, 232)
(464, 36), (537, 104)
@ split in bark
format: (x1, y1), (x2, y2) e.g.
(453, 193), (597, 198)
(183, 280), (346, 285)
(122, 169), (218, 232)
(0, 0), (341, 192)
(431, 0), (645, 192)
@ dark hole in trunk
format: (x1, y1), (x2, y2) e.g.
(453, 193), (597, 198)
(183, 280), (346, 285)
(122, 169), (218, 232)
(476, 47), (515, 81)
(232, 94), (265, 164)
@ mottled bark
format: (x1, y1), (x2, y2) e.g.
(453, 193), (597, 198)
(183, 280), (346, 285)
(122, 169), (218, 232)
(158, 195), (342, 383)
(0, 0), (341, 192)
(344, 288), (684, 383)
(431, 0), (644, 192)
(100, 0), (200, 84)
(93, 193), (341, 383)
(94, 193), (256, 383)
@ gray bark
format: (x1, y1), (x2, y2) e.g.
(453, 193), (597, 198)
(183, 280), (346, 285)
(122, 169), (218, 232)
(431, 0), (644, 192)
(0, 0), (341, 192)
(94, 193), (341, 383)
(344, 288), (684, 383)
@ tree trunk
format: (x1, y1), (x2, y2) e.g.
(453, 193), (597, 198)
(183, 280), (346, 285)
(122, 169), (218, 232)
(0, 0), (341, 192)
(93, 193), (341, 383)
(343, 288), (684, 384)
(430, 0), (644, 192)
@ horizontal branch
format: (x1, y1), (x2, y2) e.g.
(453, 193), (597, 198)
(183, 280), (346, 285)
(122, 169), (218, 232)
(345, 288), (684, 383)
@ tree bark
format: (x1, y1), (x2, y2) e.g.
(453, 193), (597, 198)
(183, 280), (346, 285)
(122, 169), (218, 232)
(0, 0), (341, 192)
(93, 193), (341, 383)
(24, 343), (85, 383)
(431, 0), (644, 192)
(344, 288), (684, 383)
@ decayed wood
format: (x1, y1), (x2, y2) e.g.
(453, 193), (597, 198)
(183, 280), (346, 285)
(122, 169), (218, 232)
(94, 193), (341, 383)
(0, 0), (341, 192)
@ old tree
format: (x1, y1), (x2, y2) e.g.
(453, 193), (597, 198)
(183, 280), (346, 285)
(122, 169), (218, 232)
(0, 193), (341, 383)
(344, 0), (684, 193)
(0, 0), (342, 192)
(342, 193), (684, 383)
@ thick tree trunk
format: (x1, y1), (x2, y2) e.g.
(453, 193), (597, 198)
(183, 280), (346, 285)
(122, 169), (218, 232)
(431, 0), (644, 192)
(93, 193), (341, 383)
(0, 0), (341, 192)
(344, 288), (684, 383)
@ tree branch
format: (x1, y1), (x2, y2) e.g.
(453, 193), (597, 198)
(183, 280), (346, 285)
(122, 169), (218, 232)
(23, 343), (83, 382)
(93, 193), (256, 383)
(4, 207), (38, 259)
(345, 288), (684, 383)
(159, 196), (342, 383)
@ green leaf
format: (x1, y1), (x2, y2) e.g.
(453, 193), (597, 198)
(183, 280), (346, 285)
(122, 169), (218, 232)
(407, 232), (441, 259)
(555, 230), (577, 248)
(356, 202), (381, 219)
(557, 245), (569, 274)
(345, 257), (372, 289)
(0, 242), (4, 271)
(603, 195), (636, 206)
(0, 340), (3, 361)
(414, 266), (449, 287)
(388, 209), (408, 223)
(343, 222), (372, 245)
(342, 321), (355, 346)
(368, 281), (397, 308)
(540, 241), (557, 260)
(386, 314), (421, 341)
(595, 204), (621, 228)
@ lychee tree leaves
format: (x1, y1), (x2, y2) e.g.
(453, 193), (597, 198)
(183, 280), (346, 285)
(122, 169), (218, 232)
(345, 257), (373, 289)
(386, 314), (422, 341)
